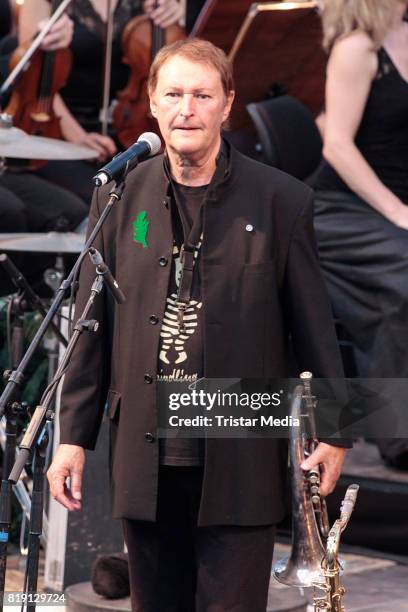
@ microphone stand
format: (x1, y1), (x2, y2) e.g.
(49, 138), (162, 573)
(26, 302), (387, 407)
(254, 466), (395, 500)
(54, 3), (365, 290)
(10, 271), (105, 611)
(0, 172), (128, 607)
(0, 180), (126, 419)
(22, 427), (49, 612)
(0, 256), (67, 596)
(0, 293), (29, 600)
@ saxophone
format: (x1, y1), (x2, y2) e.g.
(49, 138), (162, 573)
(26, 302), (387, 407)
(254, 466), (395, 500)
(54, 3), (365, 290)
(313, 484), (359, 611)
(273, 372), (359, 612)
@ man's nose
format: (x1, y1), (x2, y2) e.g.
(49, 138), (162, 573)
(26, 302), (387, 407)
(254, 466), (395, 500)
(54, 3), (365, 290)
(179, 94), (195, 117)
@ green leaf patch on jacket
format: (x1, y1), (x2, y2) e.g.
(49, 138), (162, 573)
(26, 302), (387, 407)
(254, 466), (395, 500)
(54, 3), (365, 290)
(133, 211), (149, 248)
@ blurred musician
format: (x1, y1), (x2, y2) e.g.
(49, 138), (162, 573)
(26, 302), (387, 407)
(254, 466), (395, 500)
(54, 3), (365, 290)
(313, 1), (408, 466)
(0, 3), (88, 294)
(18, 0), (184, 203)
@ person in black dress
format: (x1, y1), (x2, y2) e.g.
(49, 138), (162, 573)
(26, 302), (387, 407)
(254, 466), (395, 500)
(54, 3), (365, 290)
(0, 0), (88, 294)
(313, 0), (408, 465)
(19, 0), (185, 203)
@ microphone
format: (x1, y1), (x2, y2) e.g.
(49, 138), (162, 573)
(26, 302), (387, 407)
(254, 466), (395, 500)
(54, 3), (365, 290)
(93, 132), (162, 187)
(89, 248), (126, 304)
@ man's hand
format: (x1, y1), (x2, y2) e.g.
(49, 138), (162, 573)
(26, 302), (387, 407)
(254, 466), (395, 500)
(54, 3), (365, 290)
(300, 442), (347, 496)
(47, 444), (85, 511)
(39, 14), (74, 51)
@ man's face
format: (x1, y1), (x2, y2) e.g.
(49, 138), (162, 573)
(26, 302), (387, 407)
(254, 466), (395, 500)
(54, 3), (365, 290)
(150, 55), (234, 158)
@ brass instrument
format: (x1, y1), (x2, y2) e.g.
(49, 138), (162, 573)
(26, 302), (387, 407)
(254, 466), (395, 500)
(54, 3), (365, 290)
(273, 371), (329, 588)
(313, 484), (359, 612)
(273, 371), (359, 612)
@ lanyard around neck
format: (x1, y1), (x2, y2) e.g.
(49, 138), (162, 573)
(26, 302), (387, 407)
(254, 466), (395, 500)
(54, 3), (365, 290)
(172, 152), (227, 333)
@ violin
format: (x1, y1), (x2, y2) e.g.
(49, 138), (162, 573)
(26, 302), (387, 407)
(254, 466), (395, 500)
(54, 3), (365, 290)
(5, 0), (72, 166)
(112, 1), (185, 149)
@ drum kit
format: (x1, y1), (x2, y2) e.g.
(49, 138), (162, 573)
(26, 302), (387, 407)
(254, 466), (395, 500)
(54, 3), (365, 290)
(0, 111), (91, 280)
(0, 117), (91, 551)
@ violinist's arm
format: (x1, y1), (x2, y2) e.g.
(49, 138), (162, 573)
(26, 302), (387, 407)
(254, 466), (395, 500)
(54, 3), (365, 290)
(19, 0), (116, 161)
(19, 0), (50, 43)
(323, 32), (408, 228)
(19, 0), (73, 51)
(53, 94), (117, 161)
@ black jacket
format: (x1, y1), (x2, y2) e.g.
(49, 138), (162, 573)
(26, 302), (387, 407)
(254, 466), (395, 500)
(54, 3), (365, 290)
(59, 144), (344, 526)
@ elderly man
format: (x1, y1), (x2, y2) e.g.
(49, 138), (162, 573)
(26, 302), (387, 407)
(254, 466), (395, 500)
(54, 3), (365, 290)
(48, 39), (348, 612)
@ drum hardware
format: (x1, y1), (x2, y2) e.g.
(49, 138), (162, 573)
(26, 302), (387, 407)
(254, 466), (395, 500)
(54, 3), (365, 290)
(0, 114), (97, 161)
(0, 232), (85, 254)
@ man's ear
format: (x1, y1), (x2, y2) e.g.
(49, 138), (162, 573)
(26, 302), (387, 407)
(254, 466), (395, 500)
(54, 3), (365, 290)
(150, 96), (157, 118)
(222, 90), (235, 123)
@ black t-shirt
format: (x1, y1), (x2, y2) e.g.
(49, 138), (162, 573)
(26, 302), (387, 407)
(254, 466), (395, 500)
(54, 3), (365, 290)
(158, 181), (208, 466)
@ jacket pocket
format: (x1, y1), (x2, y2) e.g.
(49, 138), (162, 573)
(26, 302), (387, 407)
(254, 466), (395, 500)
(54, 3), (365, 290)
(243, 261), (275, 275)
(107, 389), (121, 420)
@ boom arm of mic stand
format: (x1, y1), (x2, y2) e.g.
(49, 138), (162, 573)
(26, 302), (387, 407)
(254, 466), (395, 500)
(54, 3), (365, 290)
(0, 182), (126, 419)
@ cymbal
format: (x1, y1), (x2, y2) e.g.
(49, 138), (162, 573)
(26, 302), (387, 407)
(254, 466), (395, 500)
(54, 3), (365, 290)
(0, 232), (85, 253)
(0, 126), (97, 160)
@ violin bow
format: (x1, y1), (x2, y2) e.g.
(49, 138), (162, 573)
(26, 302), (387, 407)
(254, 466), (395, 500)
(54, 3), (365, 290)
(100, 0), (114, 137)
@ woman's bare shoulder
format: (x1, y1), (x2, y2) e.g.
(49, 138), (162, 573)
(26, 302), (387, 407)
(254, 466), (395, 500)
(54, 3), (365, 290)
(330, 31), (378, 78)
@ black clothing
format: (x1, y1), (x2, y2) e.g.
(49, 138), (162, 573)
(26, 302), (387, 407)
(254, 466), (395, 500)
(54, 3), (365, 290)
(0, 185), (27, 295)
(123, 466), (276, 612)
(59, 142), (347, 526)
(36, 159), (96, 206)
(314, 47), (408, 202)
(63, 0), (142, 131)
(0, 172), (88, 295)
(158, 182), (207, 467)
(35, 0), (142, 205)
(0, 185), (27, 233)
(314, 190), (408, 377)
(0, 172), (87, 233)
(0, 0), (11, 40)
(186, 0), (206, 33)
(313, 42), (408, 462)
(0, 0), (15, 86)
(313, 42), (408, 379)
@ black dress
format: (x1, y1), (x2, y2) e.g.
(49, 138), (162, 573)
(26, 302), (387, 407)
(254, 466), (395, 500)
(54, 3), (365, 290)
(61, 0), (142, 132)
(0, 0), (11, 40)
(312, 48), (408, 459)
(313, 47), (408, 377)
(37, 0), (142, 203)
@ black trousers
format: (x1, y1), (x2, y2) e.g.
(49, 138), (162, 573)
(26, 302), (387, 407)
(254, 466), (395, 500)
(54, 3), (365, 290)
(37, 160), (98, 206)
(0, 172), (88, 295)
(122, 466), (275, 612)
(0, 171), (88, 232)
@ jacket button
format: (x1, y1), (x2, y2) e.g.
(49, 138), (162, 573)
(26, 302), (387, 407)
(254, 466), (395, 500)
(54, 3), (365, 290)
(144, 374), (153, 384)
(145, 432), (155, 443)
(159, 257), (168, 267)
(149, 315), (159, 325)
